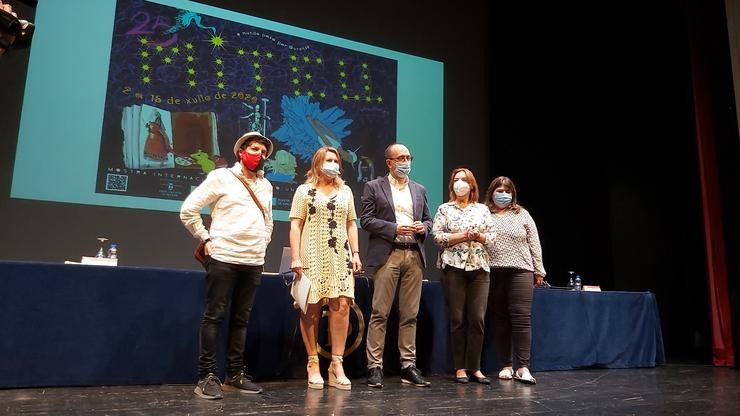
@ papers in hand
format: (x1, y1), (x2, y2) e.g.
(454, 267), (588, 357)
(290, 272), (311, 314)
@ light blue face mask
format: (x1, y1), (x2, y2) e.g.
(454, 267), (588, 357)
(494, 192), (512, 208)
(395, 162), (411, 177)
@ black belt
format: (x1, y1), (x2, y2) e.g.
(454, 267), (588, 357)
(392, 242), (417, 250)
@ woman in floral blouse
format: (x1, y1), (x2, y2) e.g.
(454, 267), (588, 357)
(289, 147), (362, 390)
(432, 168), (495, 384)
(485, 175), (545, 385)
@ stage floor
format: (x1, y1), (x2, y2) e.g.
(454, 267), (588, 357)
(1, 365), (737, 415)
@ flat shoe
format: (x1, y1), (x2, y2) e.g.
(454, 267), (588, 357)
(473, 375), (491, 384)
(513, 370), (536, 385)
(498, 367), (513, 380)
(455, 376), (469, 384)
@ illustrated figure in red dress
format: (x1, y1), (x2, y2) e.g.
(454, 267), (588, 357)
(144, 111), (173, 161)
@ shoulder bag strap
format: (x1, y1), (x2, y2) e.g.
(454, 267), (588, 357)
(228, 169), (267, 222)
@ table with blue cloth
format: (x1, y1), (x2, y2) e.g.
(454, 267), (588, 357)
(0, 261), (664, 388)
(535, 288), (666, 369)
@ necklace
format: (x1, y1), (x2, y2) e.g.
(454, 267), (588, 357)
(455, 200), (469, 209)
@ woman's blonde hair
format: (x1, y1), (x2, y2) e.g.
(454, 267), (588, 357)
(305, 146), (344, 187)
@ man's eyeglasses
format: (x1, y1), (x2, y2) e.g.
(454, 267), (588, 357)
(388, 155), (413, 162)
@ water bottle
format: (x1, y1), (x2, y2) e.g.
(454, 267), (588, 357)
(107, 243), (118, 259)
(574, 275), (582, 291)
(567, 271), (575, 289)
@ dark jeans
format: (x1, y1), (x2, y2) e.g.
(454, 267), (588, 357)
(198, 258), (262, 378)
(489, 267), (533, 369)
(441, 266), (489, 371)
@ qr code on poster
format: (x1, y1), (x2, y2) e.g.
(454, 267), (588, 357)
(105, 173), (129, 192)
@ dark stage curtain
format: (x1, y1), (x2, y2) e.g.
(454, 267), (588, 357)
(686, 0), (735, 367)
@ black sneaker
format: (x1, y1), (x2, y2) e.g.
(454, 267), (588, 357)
(367, 367), (383, 388)
(194, 373), (223, 400)
(222, 370), (263, 394)
(401, 365), (431, 387)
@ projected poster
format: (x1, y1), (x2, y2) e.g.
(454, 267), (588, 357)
(96, 0), (397, 211)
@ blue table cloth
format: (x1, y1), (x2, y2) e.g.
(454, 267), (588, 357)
(0, 261), (664, 387)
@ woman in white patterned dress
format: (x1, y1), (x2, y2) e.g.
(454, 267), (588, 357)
(289, 146), (362, 390)
(485, 176), (546, 385)
(433, 168), (496, 384)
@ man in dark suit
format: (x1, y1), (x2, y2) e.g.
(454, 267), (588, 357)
(361, 143), (433, 388)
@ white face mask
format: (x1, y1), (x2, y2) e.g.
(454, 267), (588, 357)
(453, 180), (471, 197)
(321, 161), (341, 178)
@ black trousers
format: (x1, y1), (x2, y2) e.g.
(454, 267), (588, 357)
(441, 266), (490, 371)
(198, 258), (261, 378)
(489, 267), (534, 369)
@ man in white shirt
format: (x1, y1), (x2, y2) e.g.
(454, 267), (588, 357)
(180, 132), (274, 399)
(360, 143), (433, 388)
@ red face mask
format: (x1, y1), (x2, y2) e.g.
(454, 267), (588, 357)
(240, 150), (264, 172)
